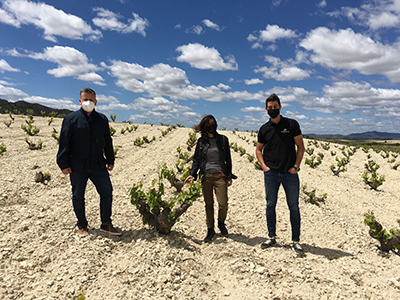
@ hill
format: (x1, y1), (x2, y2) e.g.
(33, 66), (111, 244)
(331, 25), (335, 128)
(0, 98), (73, 117)
(304, 131), (400, 140)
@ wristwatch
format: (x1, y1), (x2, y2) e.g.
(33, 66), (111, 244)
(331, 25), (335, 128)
(293, 166), (300, 172)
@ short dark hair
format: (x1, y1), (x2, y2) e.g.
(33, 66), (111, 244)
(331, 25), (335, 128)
(80, 87), (96, 97)
(265, 93), (280, 108)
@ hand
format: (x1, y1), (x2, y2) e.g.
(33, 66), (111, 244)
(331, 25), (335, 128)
(62, 168), (72, 175)
(107, 165), (114, 171)
(227, 179), (232, 187)
(262, 165), (270, 172)
(184, 175), (193, 185)
(289, 167), (297, 174)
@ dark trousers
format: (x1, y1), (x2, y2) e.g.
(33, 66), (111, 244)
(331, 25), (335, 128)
(70, 168), (113, 229)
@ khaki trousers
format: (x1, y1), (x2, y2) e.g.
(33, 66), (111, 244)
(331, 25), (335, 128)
(202, 172), (228, 229)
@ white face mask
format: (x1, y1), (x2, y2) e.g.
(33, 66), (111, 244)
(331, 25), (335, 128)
(81, 100), (95, 112)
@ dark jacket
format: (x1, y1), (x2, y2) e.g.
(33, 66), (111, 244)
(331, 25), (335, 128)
(189, 132), (237, 181)
(57, 108), (114, 172)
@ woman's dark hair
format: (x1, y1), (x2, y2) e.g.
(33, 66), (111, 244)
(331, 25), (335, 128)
(194, 115), (217, 142)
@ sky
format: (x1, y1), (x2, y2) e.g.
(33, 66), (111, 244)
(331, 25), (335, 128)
(1, 0), (400, 134)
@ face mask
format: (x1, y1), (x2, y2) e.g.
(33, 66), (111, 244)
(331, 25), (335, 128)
(267, 108), (280, 119)
(206, 123), (217, 133)
(82, 100), (95, 113)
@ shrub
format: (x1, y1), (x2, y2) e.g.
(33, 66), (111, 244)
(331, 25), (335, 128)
(25, 138), (42, 150)
(186, 132), (197, 151)
(305, 155), (322, 168)
(364, 211), (400, 252)
(51, 131), (59, 144)
(0, 142), (6, 155)
(110, 114), (116, 122)
(48, 117), (54, 126)
(254, 161), (262, 170)
(301, 184), (327, 206)
(3, 120), (11, 127)
(330, 157), (348, 176)
(130, 168), (201, 234)
(113, 146), (119, 156)
(21, 116), (40, 136)
(362, 161), (385, 190)
(35, 171), (51, 184)
(305, 147), (314, 155)
(110, 127), (116, 136)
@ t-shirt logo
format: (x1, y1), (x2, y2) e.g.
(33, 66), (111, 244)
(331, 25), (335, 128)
(281, 128), (290, 134)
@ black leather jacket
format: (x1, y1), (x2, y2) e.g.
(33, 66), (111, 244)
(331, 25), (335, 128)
(189, 132), (237, 181)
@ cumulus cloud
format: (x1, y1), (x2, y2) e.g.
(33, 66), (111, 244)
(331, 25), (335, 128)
(22, 96), (79, 110)
(0, 59), (20, 73)
(0, 0), (101, 42)
(247, 24), (297, 48)
(240, 106), (264, 112)
(8, 46), (105, 85)
(298, 81), (400, 114)
(244, 78), (264, 85)
(202, 19), (222, 31)
(176, 43), (238, 71)
(254, 55), (311, 81)
(334, 0), (400, 30)
(92, 7), (150, 36)
(300, 27), (400, 83)
(128, 96), (200, 122)
(0, 84), (28, 99)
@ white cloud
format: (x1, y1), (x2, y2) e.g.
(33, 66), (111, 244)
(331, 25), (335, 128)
(128, 96), (200, 122)
(191, 25), (203, 35)
(92, 7), (149, 36)
(317, 0), (327, 8)
(247, 24), (297, 48)
(0, 0), (101, 42)
(0, 84), (28, 99)
(0, 59), (20, 73)
(244, 78), (264, 85)
(202, 19), (222, 31)
(9, 46), (105, 85)
(337, 0), (400, 30)
(240, 106), (264, 112)
(298, 81), (400, 114)
(176, 43), (238, 71)
(300, 27), (400, 83)
(254, 55), (310, 81)
(22, 96), (79, 110)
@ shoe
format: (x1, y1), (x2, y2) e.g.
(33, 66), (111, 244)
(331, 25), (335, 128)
(77, 227), (88, 236)
(261, 238), (276, 249)
(292, 241), (304, 253)
(203, 228), (215, 243)
(100, 225), (122, 236)
(218, 221), (228, 236)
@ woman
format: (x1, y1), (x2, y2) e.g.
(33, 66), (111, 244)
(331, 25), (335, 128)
(184, 115), (237, 242)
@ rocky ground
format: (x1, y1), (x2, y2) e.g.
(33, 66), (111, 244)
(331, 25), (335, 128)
(0, 113), (399, 300)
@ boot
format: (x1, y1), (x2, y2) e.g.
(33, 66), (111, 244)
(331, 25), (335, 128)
(218, 221), (228, 236)
(203, 228), (215, 243)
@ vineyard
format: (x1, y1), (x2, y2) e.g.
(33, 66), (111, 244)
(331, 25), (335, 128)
(0, 113), (399, 300)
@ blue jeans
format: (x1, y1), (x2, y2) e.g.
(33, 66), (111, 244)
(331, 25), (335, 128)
(70, 168), (113, 229)
(264, 170), (301, 242)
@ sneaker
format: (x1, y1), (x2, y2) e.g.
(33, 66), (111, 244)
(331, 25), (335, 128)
(100, 225), (122, 236)
(261, 238), (276, 249)
(203, 228), (215, 243)
(292, 241), (304, 253)
(77, 227), (88, 236)
(218, 221), (228, 236)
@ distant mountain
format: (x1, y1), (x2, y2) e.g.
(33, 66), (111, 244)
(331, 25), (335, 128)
(0, 99), (73, 117)
(304, 131), (400, 140)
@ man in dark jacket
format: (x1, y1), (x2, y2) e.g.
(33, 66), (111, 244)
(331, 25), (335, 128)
(57, 87), (121, 236)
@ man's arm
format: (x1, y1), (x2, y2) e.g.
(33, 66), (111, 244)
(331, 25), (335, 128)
(255, 142), (269, 172)
(293, 134), (305, 169)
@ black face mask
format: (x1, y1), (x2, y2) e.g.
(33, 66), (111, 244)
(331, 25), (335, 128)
(206, 123), (217, 133)
(267, 108), (280, 119)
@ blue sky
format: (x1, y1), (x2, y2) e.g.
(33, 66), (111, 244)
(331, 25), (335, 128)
(1, 0), (400, 134)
